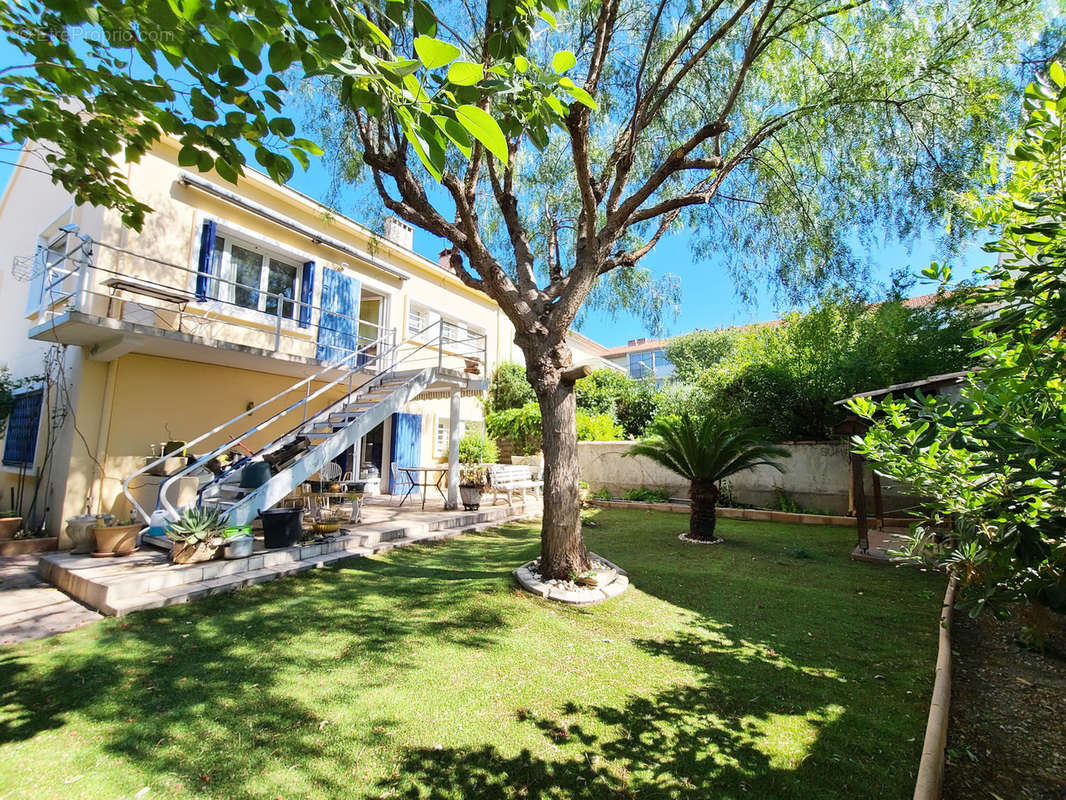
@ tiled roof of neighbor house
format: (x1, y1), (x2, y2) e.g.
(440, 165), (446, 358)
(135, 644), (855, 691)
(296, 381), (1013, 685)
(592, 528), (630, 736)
(595, 290), (957, 356)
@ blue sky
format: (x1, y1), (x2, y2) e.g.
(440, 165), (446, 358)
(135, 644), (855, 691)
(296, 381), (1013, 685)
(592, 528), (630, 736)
(0, 30), (991, 349)
(0, 147), (988, 348)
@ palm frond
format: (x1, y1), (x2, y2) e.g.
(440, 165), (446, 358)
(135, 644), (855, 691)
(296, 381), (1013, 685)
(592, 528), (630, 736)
(626, 413), (790, 483)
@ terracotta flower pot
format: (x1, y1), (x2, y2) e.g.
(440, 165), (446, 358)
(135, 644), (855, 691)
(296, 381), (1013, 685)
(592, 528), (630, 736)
(0, 517), (22, 540)
(93, 523), (140, 555)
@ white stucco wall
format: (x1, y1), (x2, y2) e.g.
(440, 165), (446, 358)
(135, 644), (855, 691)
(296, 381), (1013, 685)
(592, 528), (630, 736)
(575, 440), (914, 515)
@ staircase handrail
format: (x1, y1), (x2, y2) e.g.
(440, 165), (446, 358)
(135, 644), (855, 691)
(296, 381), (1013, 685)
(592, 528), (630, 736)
(152, 319), (448, 520)
(121, 327), (394, 523)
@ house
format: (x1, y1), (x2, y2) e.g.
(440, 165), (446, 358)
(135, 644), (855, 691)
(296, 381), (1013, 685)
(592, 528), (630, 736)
(0, 139), (614, 538)
(602, 337), (676, 384)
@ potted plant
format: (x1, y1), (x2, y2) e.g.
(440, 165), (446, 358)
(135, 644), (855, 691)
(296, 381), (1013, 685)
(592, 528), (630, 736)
(93, 516), (141, 556)
(166, 507), (225, 563)
(221, 525), (254, 559)
(0, 510), (22, 541)
(459, 465), (487, 511)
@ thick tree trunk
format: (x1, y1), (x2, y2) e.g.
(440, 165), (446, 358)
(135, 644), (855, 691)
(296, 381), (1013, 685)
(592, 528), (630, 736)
(526, 351), (590, 581)
(689, 479), (721, 542)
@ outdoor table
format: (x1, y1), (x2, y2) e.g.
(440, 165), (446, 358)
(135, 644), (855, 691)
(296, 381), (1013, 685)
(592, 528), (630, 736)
(398, 466), (448, 510)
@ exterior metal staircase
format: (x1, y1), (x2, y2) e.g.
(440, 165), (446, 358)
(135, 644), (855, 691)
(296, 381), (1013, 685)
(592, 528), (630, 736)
(122, 320), (485, 528)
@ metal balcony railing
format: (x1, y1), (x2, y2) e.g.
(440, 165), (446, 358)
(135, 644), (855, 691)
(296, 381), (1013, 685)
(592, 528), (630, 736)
(24, 229), (393, 366)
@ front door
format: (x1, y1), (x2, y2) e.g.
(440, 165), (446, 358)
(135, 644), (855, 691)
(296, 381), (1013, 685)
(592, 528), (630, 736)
(388, 413), (422, 493)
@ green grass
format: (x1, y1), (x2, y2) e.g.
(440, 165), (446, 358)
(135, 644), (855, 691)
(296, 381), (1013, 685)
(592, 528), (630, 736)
(0, 510), (943, 799)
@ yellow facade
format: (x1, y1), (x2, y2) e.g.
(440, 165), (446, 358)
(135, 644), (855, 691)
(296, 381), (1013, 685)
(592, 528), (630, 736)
(0, 140), (616, 535)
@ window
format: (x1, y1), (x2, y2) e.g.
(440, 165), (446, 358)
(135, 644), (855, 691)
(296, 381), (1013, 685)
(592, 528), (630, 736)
(435, 418), (450, 455)
(3, 390), (43, 466)
(435, 418), (484, 456)
(628, 351), (651, 379)
(408, 303), (429, 337)
(442, 320), (464, 345)
(207, 234), (301, 320)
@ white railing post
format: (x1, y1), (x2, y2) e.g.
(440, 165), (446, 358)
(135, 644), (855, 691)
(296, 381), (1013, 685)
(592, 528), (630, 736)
(273, 295), (282, 351)
(437, 320), (443, 371)
(72, 234), (92, 313)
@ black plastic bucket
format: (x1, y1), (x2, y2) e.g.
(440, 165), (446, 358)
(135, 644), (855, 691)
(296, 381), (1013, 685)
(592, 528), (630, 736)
(260, 508), (303, 549)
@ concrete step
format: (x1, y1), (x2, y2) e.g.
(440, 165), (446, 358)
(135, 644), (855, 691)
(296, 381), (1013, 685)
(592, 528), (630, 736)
(39, 498), (542, 617)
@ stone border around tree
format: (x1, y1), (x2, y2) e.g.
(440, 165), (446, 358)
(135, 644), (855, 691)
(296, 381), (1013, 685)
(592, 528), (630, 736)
(513, 552), (630, 604)
(678, 533), (724, 545)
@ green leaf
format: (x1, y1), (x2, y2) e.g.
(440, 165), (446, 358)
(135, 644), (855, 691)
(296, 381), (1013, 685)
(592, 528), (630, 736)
(560, 80), (597, 109)
(214, 155), (239, 184)
(413, 0), (437, 36)
(1051, 62), (1066, 88)
(447, 61), (484, 86)
(268, 40), (296, 72)
(290, 137), (324, 156)
(317, 33), (347, 60)
(413, 36), (460, 69)
(268, 117), (296, 137)
(514, 55), (529, 74)
(177, 145), (199, 167)
(551, 50), (576, 73)
(455, 104), (508, 164)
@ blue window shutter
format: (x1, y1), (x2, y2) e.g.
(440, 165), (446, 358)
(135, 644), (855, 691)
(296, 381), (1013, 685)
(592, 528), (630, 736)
(388, 413), (422, 493)
(299, 261), (314, 328)
(3, 391), (43, 466)
(315, 268), (361, 363)
(195, 220), (217, 301)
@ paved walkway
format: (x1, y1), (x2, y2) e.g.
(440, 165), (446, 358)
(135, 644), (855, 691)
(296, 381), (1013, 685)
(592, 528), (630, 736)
(0, 554), (101, 644)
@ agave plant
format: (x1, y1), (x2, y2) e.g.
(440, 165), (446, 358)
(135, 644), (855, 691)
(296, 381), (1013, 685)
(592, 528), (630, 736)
(627, 414), (790, 542)
(166, 507), (226, 544)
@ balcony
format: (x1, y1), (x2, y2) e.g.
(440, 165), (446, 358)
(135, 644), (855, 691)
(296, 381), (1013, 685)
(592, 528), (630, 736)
(25, 231), (409, 380)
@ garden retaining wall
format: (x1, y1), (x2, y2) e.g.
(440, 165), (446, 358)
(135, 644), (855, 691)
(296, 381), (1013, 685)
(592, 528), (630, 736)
(569, 440), (916, 516)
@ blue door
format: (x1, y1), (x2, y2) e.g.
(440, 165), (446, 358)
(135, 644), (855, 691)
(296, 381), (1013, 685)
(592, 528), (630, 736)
(388, 413), (422, 493)
(316, 268), (361, 363)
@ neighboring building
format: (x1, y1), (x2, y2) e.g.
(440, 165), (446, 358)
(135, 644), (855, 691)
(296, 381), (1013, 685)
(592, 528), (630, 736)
(0, 140), (614, 535)
(602, 337), (676, 385)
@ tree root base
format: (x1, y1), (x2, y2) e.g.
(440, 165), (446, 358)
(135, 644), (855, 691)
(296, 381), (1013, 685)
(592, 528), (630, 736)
(513, 553), (630, 604)
(678, 533), (725, 545)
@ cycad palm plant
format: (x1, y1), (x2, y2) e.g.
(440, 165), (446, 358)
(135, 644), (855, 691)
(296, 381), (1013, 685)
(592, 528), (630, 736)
(627, 414), (790, 542)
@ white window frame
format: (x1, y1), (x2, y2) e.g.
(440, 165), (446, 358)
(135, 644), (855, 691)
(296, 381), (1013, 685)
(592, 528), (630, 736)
(192, 215), (315, 331)
(434, 417), (485, 457)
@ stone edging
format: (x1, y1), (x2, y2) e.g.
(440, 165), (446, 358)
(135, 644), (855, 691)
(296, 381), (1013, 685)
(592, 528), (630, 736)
(913, 573), (958, 800)
(513, 552), (629, 604)
(585, 498), (913, 529)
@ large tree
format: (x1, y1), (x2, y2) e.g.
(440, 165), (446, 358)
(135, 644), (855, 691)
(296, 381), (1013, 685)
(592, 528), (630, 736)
(337, 0), (1050, 578)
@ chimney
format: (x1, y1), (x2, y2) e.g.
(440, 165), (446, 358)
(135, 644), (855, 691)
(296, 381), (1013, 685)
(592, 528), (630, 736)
(383, 216), (414, 250)
(438, 248), (454, 273)
(628, 337), (647, 347)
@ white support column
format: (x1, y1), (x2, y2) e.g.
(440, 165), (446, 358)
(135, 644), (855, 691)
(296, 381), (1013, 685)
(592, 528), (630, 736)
(445, 389), (461, 509)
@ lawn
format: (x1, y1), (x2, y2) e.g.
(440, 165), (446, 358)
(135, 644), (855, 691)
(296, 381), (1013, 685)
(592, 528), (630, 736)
(0, 509), (943, 799)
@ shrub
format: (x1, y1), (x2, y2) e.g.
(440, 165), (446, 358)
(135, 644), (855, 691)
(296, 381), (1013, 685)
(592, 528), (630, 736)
(485, 361), (536, 413)
(486, 403), (543, 455)
(576, 410), (623, 442)
(851, 67), (1066, 614)
(675, 292), (976, 441)
(487, 403), (624, 455)
(457, 431), (498, 465)
(623, 487), (672, 503)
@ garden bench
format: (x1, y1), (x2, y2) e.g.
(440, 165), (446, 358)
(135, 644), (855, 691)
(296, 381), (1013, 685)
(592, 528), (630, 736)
(488, 464), (543, 506)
